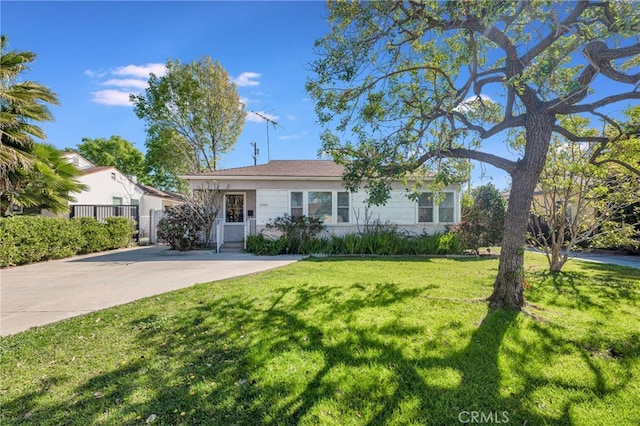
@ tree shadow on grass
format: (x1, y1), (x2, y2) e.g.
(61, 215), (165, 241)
(527, 265), (640, 312)
(303, 255), (499, 264)
(2, 272), (635, 425)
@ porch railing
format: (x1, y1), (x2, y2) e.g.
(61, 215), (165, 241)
(215, 218), (224, 253)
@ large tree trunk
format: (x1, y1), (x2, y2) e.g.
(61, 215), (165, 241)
(488, 113), (555, 310)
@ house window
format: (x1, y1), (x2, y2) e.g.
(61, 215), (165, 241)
(418, 193), (434, 223)
(308, 191), (333, 223)
(112, 197), (123, 205)
(337, 192), (350, 223)
(131, 199), (139, 206)
(439, 193), (455, 223)
(226, 194), (244, 223)
(418, 192), (455, 223)
(290, 191), (350, 224)
(291, 192), (303, 219)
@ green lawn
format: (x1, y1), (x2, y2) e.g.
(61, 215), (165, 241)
(1, 255), (639, 425)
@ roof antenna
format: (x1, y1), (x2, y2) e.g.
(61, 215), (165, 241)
(250, 141), (259, 166)
(250, 111), (282, 162)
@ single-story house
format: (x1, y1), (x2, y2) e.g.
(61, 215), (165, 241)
(182, 160), (461, 244)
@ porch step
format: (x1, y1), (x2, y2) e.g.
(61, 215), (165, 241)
(219, 242), (244, 253)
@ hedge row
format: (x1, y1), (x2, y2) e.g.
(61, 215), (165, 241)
(246, 230), (463, 256)
(0, 216), (135, 267)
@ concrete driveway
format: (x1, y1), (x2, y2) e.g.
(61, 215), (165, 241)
(0, 246), (302, 336)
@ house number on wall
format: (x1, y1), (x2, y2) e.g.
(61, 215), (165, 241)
(259, 203), (268, 207)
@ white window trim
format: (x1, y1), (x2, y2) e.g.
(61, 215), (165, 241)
(417, 191), (457, 224)
(289, 190), (351, 225)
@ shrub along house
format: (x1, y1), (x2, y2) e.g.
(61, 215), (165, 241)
(182, 160), (461, 247)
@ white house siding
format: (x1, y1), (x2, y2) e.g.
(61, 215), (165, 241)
(73, 169), (144, 205)
(255, 190), (289, 226)
(336, 190), (454, 236)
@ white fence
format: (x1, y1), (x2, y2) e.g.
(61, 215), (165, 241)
(149, 209), (165, 244)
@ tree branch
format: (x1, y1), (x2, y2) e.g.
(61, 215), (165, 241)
(519, 2), (588, 66)
(583, 41), (640, 84)
(558, 91), (640, 114)
(416, 147), (518, 174)
(552, 125), (609, 144)
(452, 111), (526, 139)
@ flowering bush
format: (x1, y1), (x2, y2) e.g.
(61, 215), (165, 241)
(157, 204), (207, 251)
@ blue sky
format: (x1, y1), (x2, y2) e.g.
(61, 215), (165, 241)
(6, 2), (635, 191)
(2, 0), (514, 189)
(2, 2), (335, 166)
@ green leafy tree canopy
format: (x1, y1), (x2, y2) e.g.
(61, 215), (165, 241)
(460, 183), (507, 253)
(76, 135), (145, 179)
(131, 56), (245, 173)
(307, 1), (640, 310)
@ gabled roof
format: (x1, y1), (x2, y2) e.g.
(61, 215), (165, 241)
(62, 151), (96, 170)
(184, 160), (345, 179)
(137, 183), (185, 201)
(81, 166), (117, 176)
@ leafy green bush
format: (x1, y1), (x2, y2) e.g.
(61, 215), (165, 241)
(46, 217), (85, 257)
(589, 221), (640, 252)
(245, 234), (288, 255)
(301, 237), (334, 255)
(409, 233), (441, 255)
(0, 216), (46, 266)
(75, 217), (112, 253)
(0, 215), (134, 267)
(331, 233), (359, 255)
(436, 231), (463, 255)
(105, 217), (136, 249)
(245, 227), (462, 257)
(265, 214), (326, 254)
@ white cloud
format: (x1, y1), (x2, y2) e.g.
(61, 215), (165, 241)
(101, 78), (149, 90)
(246, 110), (279, 123)
(91, 90), (134, 106)
(113, 63), (166, 78)
(279, 131), (308, 141)
(84, 69), (108, 79)
(233, 72), (261, 87)
(455, 95), (495, 112)
(87, 63), (165, 106)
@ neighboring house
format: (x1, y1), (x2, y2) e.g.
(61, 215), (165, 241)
(73, 165), (145, 206)
(182, 160), (461, 244)
(503, 188), (591, 226)
(61, 152), (182, 239)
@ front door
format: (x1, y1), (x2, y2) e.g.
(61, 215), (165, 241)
(224, 193), (245, 242)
